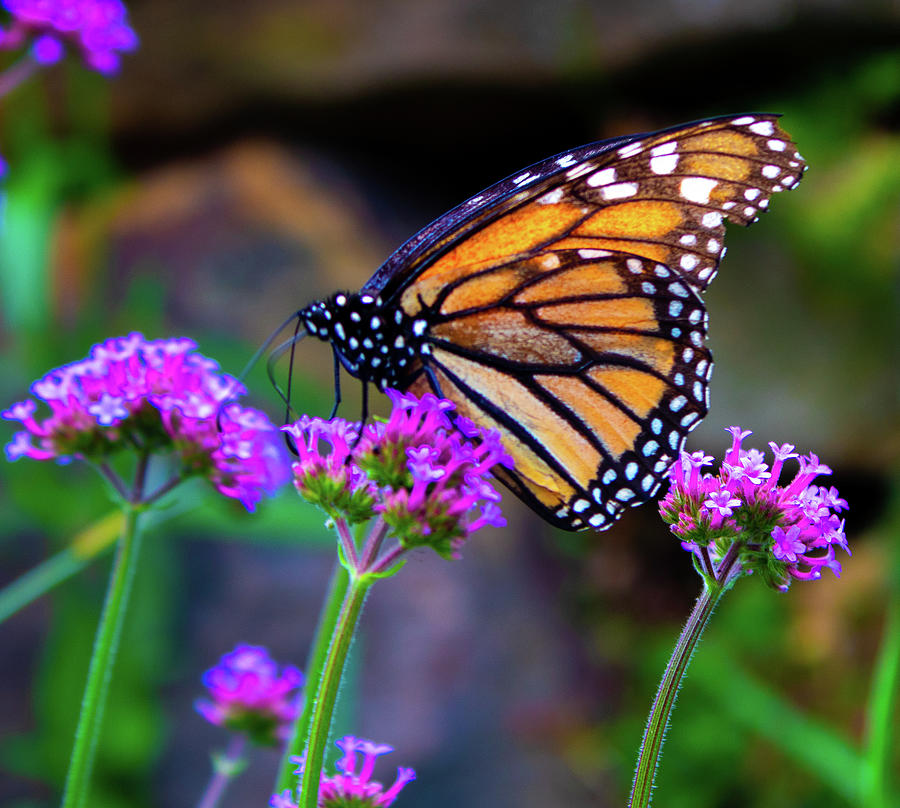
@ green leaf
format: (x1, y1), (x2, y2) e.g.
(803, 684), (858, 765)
(691, 641), (861, 803)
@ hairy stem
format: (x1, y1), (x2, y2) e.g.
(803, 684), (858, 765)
(196, 734), (247, 808)
(274, 563), (350, 794)
(296, 573), (372, 808)
(60, 477), (146, 808)
(629, 545), (741, 808)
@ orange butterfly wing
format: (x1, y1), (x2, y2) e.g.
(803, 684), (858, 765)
(362, 114), (806, 530)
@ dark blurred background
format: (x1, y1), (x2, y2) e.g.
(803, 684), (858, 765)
(1, 1), (898, 806)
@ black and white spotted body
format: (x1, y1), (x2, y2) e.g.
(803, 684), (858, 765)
(301, 293), (427, 390)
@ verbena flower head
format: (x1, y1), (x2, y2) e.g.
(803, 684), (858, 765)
(195, 644), (303, 746)
(3, 333), (290, 510)
(659, 426), (849, 591)
(0, 0), (138, 74)
(284, 389), (512, 560)
(271, 736), (415, 808)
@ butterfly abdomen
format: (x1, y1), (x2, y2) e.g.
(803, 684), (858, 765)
(301, 293), (427, 389)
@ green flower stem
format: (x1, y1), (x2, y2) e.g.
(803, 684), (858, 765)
(861, 592), (900, 808)
(197, 734), (248, 808)
(297, 571), (373, 808)
(275, 562), (351, 793)
(60, 458), (148, 808)
(629, 545), (741, 808)
(334, 518), (359, 568)
(358, 517), (388, 570)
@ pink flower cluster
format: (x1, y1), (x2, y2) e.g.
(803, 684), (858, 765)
(271, 736), (415, 808)
(284, 389), (512, 559)
(0, 0), (138, 73)
(195, 644), (303, 746)
(659, 426), (849, 590)
(3, 333), (290, 510)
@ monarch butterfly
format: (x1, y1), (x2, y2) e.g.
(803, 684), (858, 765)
(295, 114), (806, 531)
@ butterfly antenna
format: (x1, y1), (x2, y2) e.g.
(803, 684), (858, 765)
(265, 326), (307, 418)
(236, 310), (306, 387)
(215, 311), (306, 434)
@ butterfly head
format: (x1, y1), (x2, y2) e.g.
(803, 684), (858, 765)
(300, 292), (427, 389)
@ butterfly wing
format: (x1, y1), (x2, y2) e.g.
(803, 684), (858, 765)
(364, 113), (806, 303)
(364, 113), (806, 530)
(405, 247), (709, 530)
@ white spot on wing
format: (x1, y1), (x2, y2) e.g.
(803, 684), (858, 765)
(566, 163), (594, 179)
(601, 182), (638, 200)
(749, 120), (775, 136)
(541, 253), (562, 268)
(586, 167), (616, 187)
(538, 188), (565, 205)
(650, 154), (679, 174)
(680, 177), (718, 204)
(618, 142), (643, 158)
(651, 141), (678, 156)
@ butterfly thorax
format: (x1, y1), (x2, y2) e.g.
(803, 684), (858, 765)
(300, 292), (426, 389)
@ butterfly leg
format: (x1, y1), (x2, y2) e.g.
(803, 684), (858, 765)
(423, 363), (445, 398)
(328, 348), (342, 420)
(349, 381), (369, 452)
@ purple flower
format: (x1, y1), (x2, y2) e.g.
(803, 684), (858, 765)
(283, 416), (378, 525)
(771, 525), (805, 562)
(659, 426), (849, 590)
(3, 333), (291, 510)
(272, 736), (415, 808)
(195, 644), (303, 746)
(284, 389), (512, 559)
(0, 0), (138, 74)
(30, 31), (62, 63)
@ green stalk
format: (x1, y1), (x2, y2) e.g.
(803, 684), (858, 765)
(860, 594), (900, 808)
(60, 461), (147, 808)
(297, 572), (372, 808)
(0, 511), (123, 626)
(629, 547), (740, 808)
(275, 562), (350, 793)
